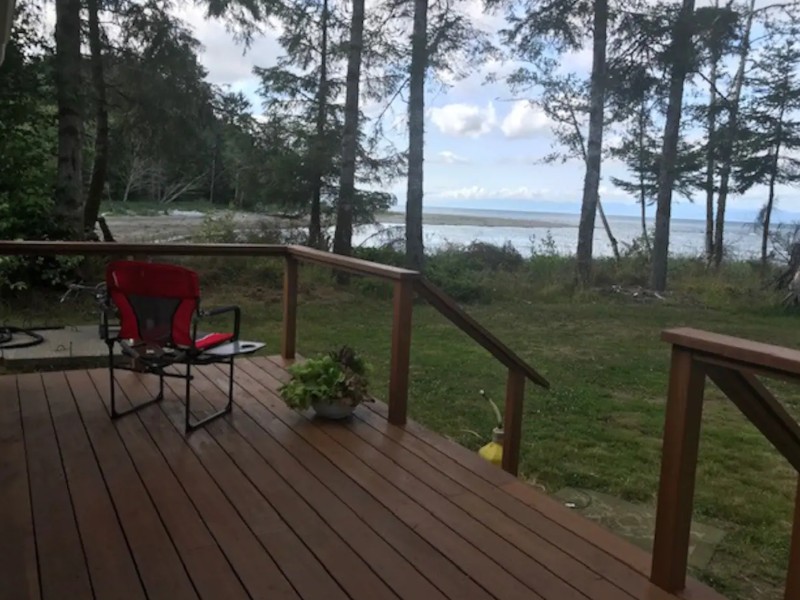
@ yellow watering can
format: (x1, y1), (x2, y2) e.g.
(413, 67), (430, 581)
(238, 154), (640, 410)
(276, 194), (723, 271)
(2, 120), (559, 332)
(477, 389), (504, 467)
(479, 427), (504, 466)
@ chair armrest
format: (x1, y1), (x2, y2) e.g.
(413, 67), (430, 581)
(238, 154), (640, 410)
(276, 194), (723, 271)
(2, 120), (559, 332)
(196, 305), (241, 340)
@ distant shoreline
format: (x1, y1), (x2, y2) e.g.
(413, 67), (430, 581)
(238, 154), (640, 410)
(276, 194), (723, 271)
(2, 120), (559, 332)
(375, 212), (571, 229)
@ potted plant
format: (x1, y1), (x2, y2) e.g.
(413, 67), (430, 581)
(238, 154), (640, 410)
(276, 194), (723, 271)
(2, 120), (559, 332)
(279, 346), (373, 419)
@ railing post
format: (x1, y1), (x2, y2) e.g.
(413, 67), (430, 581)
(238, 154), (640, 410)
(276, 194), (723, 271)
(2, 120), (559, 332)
(388, 278), (413, 426)
(651, 346), (706, 593)
(787, 476), (800, 600)
(282, 254), (298, 360)
(502, 368), (525, 476)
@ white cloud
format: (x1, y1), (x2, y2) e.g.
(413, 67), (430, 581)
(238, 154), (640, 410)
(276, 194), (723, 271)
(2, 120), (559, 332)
(436, 185), (552, 201)
(559, 48), (593, 73)
(175, 5), (283, 87)
(500, 101), (550, 139)
(429, 102), (497, 138)
(433, 151), (470, 165)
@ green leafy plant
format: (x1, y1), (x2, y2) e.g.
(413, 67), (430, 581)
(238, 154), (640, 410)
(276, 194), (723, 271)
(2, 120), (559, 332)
(279, 346), (373, 410)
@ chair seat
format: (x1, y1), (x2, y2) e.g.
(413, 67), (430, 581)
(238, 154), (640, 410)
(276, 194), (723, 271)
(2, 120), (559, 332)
(195, 332), (234, 350)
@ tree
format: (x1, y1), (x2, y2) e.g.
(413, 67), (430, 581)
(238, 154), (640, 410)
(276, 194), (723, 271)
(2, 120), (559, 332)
(736, 36), (800, 266)
(693, 1), (738, 262)
(611, 119), (703, 246)
(711, 0), (755, 268)
(575, 0), (608, 285)
(54, 0), (84, 237)
(106, 3), (217, 206)
(497, 0), (621, 278)
(405, 0), (427, 270)
(309, 0), (331, 248)
(650, 0), (696, 292)
(0, 0), (56, 240)
(83, 0), (110, 238)
(0, 0), (14, 66)
(332, 0), (366, 258)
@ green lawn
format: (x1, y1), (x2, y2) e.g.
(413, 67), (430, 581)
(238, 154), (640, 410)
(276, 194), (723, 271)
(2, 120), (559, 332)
(3, 263), (798, 600)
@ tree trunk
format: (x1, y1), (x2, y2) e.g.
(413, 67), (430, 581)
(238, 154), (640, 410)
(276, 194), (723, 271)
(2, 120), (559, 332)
(54, 0), (84, 238)
(405, 0), (427, 271)
(762, 168), (777, 267)
(763, 104), (785, 267)
(332, 0), (365, 259)
(638, 99), (650, 250)
(83, 0), (109, 240)
(597, 199), (620, 260)
(210, 143), (217, 205)
(705, 40), (720, 262)
(650, 0), (695, 291)
(309, 0), (329, 249)
(713, 0), (755, 268)
(576, 0), (608, 286)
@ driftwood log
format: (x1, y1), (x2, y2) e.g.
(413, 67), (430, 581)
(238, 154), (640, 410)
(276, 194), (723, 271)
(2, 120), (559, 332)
(776, 243), (800, 307)
(97, 216), (115, 242)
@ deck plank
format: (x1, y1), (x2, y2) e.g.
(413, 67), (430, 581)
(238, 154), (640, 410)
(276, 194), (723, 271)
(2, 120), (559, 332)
(64, 369), (199, 600)
(150, 372), (357, 600)
(17, 372), (93, 600)
(41, 371), (146, 600)
(192, 364), (428, 600)
(0, 374), (39, 600)
(121, 372), (304, 600)
(224, 360), (546, 600)
(352, 395), (681, 600)
(86, 368), (250, 600)
(248, 358), (626, 600)
(1, 360), (729, 600)
(261, 357), (699, 600)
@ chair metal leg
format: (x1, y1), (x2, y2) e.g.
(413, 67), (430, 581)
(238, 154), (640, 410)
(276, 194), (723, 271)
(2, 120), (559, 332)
(108, 342), (117, 418)
(184, 359), (235, 433)
(109, 344), (165, 420)
(227, 357), (235, 411)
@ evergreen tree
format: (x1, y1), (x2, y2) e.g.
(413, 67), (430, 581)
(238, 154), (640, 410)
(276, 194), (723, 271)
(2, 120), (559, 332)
(736, 36), (800, 265)
(650, 0), (696, 291)
(54, 0), (84, 237)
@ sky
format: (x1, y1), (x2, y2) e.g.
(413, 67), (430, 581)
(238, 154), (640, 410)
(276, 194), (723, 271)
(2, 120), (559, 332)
(176, 1), (800, 222)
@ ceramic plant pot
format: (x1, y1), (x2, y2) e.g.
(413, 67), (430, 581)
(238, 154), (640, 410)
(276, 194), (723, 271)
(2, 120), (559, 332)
(311, 400), (355, 420)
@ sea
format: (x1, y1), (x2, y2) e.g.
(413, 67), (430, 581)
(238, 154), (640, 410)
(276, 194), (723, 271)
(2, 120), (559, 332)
(352, 207), (767, 259)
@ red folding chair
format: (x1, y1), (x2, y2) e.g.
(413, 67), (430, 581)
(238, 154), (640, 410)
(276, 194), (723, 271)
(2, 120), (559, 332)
(104, 260), (264, 432)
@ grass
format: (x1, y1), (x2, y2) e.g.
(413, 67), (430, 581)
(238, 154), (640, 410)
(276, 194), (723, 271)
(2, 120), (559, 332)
(2, 253), (798, 600)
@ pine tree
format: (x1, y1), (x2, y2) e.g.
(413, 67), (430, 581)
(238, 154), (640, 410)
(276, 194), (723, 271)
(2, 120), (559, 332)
(332, 0), (366, 258)
(54, 0), (84, 237)
(736, 36), (800, 265)
(650, 0), (696, 291)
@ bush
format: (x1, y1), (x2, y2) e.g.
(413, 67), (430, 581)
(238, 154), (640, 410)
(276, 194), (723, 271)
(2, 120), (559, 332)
(352, 246), (406, 268)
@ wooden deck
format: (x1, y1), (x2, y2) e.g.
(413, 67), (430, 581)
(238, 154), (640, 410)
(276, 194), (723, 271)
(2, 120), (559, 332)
(0, 356), (725, 600)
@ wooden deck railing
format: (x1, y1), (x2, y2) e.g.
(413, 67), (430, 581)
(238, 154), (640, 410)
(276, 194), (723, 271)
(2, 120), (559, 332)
(0, 240), (548, 475)
(653, 327), (800, 599)
(414, 279), (549, 474)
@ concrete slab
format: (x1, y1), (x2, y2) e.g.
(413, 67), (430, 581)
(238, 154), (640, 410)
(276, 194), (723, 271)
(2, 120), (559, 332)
(554, 487), (726, 569)
(0, 325), (117, 370)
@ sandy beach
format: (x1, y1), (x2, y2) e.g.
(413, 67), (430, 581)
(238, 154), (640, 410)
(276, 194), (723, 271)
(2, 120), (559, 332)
(375, 211), (570, 228)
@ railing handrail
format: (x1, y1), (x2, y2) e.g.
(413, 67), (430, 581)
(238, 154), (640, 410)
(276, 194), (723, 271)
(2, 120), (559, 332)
(653, 327), (800, 597)
(0, 239), (547, 475)
(415, 278), (549, 389)
(287, 245), (419, 280)
(0, 240), (422, 280)
(663, 327), (800, 380)
(0, 240), (288, 257)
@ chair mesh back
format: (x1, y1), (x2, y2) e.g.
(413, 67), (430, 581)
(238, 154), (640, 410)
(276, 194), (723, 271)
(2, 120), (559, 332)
(106, 260), (200, 347)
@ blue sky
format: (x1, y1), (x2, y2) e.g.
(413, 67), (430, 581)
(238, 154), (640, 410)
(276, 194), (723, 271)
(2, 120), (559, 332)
(179, 1), (800, 222)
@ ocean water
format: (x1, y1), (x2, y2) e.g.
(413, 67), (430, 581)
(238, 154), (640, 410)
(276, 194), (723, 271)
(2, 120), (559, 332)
(352, 207), (763, 259)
